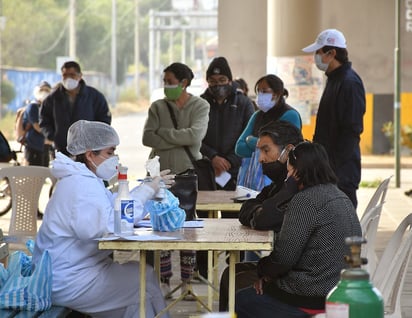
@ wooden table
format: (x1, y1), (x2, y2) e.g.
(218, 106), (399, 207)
(98, 219), (273, 318)
(196, 191), (242, 218)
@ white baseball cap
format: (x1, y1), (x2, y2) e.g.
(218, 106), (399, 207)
(302, 29), (347, 53)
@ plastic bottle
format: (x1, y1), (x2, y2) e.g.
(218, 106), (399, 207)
(114, 165), (134, 235)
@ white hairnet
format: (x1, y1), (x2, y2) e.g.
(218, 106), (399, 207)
(66, 120), (120, 155)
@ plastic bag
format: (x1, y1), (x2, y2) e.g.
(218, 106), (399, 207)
(144, 189), (185, 232)
(0, 240), (52, 311)
(237, 149), (271, 191)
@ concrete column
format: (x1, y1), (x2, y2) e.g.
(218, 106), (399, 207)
(268, 0), (321, 57)
(218, 0), (267, 93)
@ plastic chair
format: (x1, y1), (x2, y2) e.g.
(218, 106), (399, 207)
(372, 213), (412, 318)
(0, 166), (56, 244)
(361, 176), (392, 219)
(360, 203), (384, 275)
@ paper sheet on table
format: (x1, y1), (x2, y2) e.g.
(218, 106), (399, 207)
(215, 171), (231, 187)
(136, 220), (204, 228)
(97, 234), (180, 241)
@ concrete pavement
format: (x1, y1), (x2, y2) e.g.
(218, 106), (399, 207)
(1, 156), (412, 317)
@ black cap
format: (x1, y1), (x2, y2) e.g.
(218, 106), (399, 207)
(206, 57), (232, 81)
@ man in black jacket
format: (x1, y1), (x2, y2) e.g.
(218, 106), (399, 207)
(40, 61), (111, 156)
(219, 121), (303, 312)
(200, 57), (255, 191)
(302, 29), (366, 208)
(197, 56), (255, 278)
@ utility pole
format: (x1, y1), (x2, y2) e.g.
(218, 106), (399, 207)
(69, 0), (76, 59)
(394, 0), (401, 187)
(134, 0), (140, 97)
(111, 0), (117, 107)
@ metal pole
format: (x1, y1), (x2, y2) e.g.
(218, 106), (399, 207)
(149, 10), (154, 93)
(134, 0), (140, 97)
(394, 0), (401, 187)
(69, 0), (76, 59)
(111, 0), (117, 107)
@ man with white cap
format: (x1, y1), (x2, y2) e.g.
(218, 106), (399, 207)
(302, 29), (365, 208)
(33, 120), (170, 317)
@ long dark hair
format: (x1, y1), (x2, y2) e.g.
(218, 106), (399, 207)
(288, 141), (337, 188)
(254, 74), (289, 98)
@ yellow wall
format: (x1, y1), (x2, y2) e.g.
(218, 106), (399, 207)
(300, 93), (412, 155)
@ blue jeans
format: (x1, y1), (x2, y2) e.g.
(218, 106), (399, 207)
(235, 286), (310, 318)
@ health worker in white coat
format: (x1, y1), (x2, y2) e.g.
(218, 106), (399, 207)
(33, 120), (170, 318)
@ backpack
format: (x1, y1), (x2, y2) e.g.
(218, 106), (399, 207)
(14, 105), (31, 145)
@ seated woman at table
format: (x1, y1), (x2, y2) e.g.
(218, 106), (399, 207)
(219, 121), (303, 311)
(33, 120), (171, 318)
(235, 141), (362, 318)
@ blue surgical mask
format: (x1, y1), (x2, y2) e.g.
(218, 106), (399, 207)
(315, 53), (330, 72)
(256, 93), (276, 112)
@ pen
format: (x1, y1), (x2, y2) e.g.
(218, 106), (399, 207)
(230, 193), (251, 200)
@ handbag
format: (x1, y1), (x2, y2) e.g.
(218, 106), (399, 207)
(165, 101), (216, 190)
(0, 240), (52, 311)
(169, 169), (198, 221)
(237, 148), (271, 191)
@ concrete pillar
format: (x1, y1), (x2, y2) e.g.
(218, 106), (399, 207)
(268, 0), (321, 57)
(218, 0), (267, 94)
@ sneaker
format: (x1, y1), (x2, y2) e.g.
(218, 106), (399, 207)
(160, 283), (172, 299)
(405, 189), (412, 197)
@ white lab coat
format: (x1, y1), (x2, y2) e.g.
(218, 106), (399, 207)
(33, 152), (169, 318)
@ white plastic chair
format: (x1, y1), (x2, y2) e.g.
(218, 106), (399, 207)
(361, 176), (392, 219)
(360, 203), (384, 275)
(0, 166), (56, 245)
(372, 213), (412, 318)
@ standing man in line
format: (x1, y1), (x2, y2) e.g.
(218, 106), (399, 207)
(302, 29), (366, 208)
(40, 61), (111, 156)
(23, 81), (52, 167)
(200, 56), (255, 191)
(197, 57), (254, 278)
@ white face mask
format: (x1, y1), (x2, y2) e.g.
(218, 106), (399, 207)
(315, 53), (330, 72)
(34, 91), (49, 103)
(92, 155), (119, 180)
(62, 78), (79, 91)
(256, 92), (276, 112)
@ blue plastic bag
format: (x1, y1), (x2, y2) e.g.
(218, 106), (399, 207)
(144, 189), (186, 232)
(237, 149), (271, 191)
(0, 240), (52, 311)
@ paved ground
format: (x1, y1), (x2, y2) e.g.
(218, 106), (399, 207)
(1, 153), (412, 317)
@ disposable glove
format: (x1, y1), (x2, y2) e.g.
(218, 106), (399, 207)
(160, 169), (175, 187)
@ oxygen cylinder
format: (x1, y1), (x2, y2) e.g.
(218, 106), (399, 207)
(325, 236), (384, 318)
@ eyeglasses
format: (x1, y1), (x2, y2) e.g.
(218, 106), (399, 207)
(277, 144), (294, 163)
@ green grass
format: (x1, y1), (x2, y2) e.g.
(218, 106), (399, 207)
(360, 179), (382, 188)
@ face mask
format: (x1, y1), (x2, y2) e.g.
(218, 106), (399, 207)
(62, 78), (79, 91)
(208, 84), (231, 99)
(256, 93), (276, 112)
(262, 161), (287, 183)
(34, 91), (49, 103)
(164, 84), (183, 101)
(315, 53), (330, 72)
(93, 155), (119, 180)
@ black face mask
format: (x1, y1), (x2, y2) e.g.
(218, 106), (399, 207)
(208, 84), (232, 99)
(262, 161), (287, 183)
